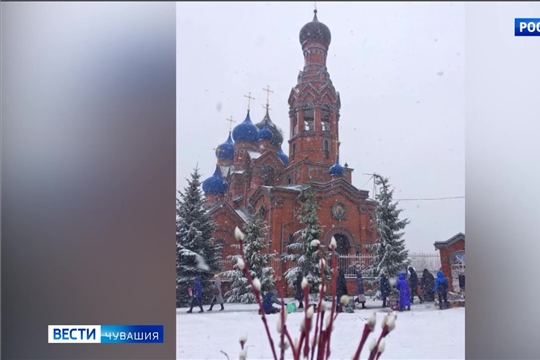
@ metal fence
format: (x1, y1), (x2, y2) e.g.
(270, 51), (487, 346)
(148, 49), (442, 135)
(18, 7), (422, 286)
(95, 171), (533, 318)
(219, 253), (441, 280)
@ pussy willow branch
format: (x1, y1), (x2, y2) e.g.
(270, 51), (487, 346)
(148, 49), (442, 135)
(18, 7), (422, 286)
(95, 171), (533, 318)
(278, 279), (286, 360)
(234, 228), (396, 360)
(297, 286), (310, 358)
(283, 324), (297, 359)
(311, 249), (326, 360)
(317, 311), (326, 359)
(367, 326), (389, 360)
(351, 324), (371, 360)
(237, 239), (278, 360)
(325, 249), (338, 359)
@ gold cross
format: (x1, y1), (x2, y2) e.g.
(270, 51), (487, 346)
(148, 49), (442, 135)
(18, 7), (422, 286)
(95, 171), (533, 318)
(262, 85), (274, 110)
(226, 116), (236, 132)
(244, 92), (255, 111)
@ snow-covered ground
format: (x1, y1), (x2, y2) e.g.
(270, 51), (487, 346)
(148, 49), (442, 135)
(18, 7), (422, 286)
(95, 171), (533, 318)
(177, 299), (464, 359)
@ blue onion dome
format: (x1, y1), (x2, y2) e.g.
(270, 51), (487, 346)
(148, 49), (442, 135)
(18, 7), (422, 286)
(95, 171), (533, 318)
(256, 109), (284, 146)
(232, 111), (259, 143)
(299, 9), (331, 48)
(277, 146), (289, 166)
(258, 121), (274, 141)
(329, 155), (344, 176)
(202, 165), (228, 195)
(215, 132), (234, 160)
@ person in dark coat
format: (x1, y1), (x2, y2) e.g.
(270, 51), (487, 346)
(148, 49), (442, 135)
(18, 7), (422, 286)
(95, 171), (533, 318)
(433, 270), (449, 310)
(408, 267), (423, 304)
(187, 276), (204, 313)
(421, 269), (435, 302)
(354, 269), (366, 309)
(336, 268), (348, 312)
(208, 278), (224, 311)
(379, 272), (391, 308)
(397, 273), (411, 311)
(261, 289), (284, 314)
(294, 272), (304, 309)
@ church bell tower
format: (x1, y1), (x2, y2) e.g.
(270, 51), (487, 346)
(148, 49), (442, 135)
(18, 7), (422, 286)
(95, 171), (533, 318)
(287, 9), (341, 166)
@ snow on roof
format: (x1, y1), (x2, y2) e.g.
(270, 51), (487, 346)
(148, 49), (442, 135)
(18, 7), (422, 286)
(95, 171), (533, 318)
(434, 233), (465, 249)
(235, 210), (249, 222)
(219, 165), (233, 176)
(248, 151), (261, 159)
(274, 184), (310, 192)
(232, 170), (245, 174)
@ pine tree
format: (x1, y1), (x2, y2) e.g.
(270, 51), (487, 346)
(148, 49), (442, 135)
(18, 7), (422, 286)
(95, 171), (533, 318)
(283, 187), (331, 299)
(222, 214), (276, 303)
(176, 166), (222, 307)
(366, 174), (410, 284)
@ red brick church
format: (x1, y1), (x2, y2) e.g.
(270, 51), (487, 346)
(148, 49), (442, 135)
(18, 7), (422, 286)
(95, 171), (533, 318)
(201, 10), (377, 270)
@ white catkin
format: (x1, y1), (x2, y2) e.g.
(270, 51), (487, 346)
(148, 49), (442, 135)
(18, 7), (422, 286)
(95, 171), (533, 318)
(252, 278), (261, 292)
(236, 258), (245, 270)
(367, 312), (377, 330)
(238, 333), (247, 343)
(235, 227), (245, 241)
(239, 348), (247, 360)
(378, 338), (386, 353)
(329, 237), (337, 249)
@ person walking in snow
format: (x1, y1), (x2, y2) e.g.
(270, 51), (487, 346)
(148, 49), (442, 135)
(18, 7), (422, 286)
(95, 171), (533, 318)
(433, 270), (449, 310)
(336, 268), (348, 312)
(187, 276), (204, 313)
(421, 269), (435, 302)
(379, 272), (391, 308)
(294, 272), (304, 309)
(397, 273), (411, 311)
(408, 267), (423, 304)
(354, 267), (366, 309)
(208, 277), (224, 312)
(261, 289), (285, 315)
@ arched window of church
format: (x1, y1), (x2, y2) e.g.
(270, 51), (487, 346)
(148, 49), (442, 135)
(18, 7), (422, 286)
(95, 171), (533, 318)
(287, 234), (295, 253)
(303, 107), (314, 131)
(321, 108), (331, 132)
(323, 140), (329, 159)
(292, 144), (296, 155)
(261, 165), (275, 186)
(287, 175), (292, 185)
(293, 118), (298, 136)
(258, 206), (266, 220)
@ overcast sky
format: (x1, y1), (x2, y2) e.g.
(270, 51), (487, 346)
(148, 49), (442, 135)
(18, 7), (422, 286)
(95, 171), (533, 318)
(176, 2), (465, 253)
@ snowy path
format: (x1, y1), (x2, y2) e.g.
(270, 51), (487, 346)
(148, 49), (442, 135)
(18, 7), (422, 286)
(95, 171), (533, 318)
(176, 299), (464, 359)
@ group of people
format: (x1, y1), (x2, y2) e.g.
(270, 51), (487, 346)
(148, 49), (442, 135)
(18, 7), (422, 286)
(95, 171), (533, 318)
(290, 269), (364, 313)
(186, 267), (451, 315)
(186, 276), (225, 313)
(379, 267), (450, 311)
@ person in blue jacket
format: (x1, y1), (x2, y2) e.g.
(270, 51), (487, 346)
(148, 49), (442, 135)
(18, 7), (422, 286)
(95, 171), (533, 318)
(397, 273), (411, 311)
(433, 270), (449, 310)
(187, 276), (204, 313)
(261, 289), (285, 314)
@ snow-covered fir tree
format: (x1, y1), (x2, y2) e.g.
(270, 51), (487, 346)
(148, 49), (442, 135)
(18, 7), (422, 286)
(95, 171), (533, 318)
(176, 166), (222, 307)
(222, 214), (276, 304)
(366, 174), (410, 283)
(283, 187), (331, 298)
